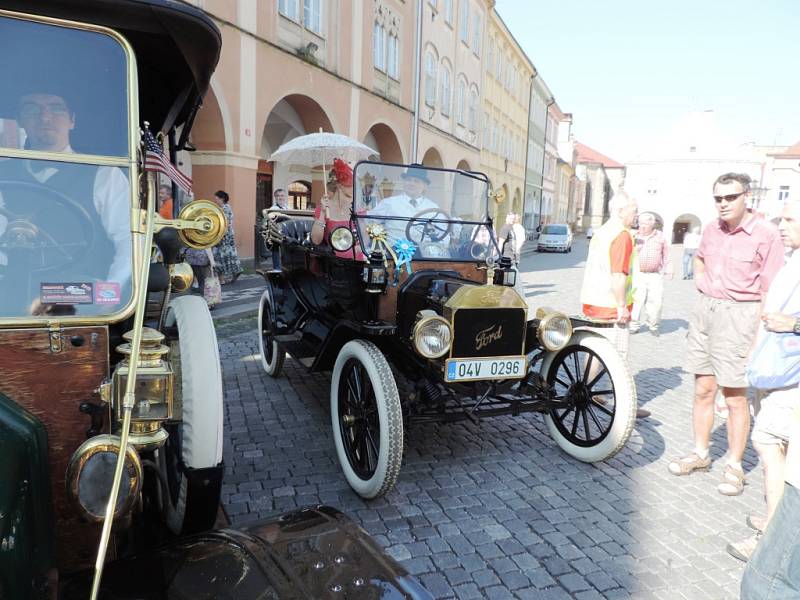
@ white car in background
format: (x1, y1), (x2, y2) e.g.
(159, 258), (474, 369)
(537, 223), (573, 253)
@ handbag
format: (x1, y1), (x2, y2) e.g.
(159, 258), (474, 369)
(746, 278), (800, 389)
(203, 249), (222, 307)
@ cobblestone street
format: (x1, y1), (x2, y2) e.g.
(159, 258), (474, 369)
(218, 239), (763, 599)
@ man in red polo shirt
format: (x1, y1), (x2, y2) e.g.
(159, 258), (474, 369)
(669, 173), (785, 496)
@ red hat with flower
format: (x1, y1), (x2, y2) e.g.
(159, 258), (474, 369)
(329, 158), (353, 187)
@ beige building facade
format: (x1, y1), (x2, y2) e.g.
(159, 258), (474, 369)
(480, 8), (533, 226)
(181, 0), (558, 259)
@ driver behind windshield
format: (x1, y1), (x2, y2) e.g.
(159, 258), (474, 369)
(0, 90), (131, 314)
(368, 164), (438, 244)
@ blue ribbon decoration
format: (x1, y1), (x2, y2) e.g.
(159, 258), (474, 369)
(393, 238), (416, 278)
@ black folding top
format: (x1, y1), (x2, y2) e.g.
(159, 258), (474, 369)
(0, 0), (221, 139)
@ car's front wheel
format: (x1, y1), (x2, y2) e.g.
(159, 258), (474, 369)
(540, 331), (636, 462)
(330, 340), (403, 499)
(161, 295), (224, 534)
(258, 288), (285, 377)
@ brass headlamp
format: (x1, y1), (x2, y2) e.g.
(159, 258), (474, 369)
(112, 327), (173, 450)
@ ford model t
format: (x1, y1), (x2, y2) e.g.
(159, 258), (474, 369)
(0, 2), (430, 599)
(260, 161), (637, 499)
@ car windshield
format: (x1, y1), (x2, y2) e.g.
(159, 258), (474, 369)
(0, 16), (132, 318)
(543, 225), (567, 235)
(353, 162), (500, 262)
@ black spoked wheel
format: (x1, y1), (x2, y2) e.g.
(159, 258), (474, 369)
(548, 345), (615, 447)
(338, 358), (381, 479)
(541, 331), (636, 462)
(331, 340), (403, 499)
(258, 289), (285, 377)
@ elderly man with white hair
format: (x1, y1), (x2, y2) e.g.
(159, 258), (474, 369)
(630, 212), (673, 336)
(580, 190), (650, 419)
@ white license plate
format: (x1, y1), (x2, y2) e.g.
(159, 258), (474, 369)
(445, 356), (526, 382)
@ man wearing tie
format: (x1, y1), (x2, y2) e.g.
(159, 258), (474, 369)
(368, 164), (439, 244)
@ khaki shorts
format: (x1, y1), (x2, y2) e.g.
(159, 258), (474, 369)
(752, 387), (800, 446)
(685, 294), (760, 388)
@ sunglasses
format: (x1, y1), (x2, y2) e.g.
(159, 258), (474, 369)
(713, 192), (745, 203)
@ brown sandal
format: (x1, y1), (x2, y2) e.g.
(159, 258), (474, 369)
(668, 452), (711, 476)
(718, 464), (745, 496)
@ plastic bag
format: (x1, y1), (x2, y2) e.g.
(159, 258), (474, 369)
(746, 332), (800, 389)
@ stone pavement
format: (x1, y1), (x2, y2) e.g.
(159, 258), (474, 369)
(216, 237), (763, 599)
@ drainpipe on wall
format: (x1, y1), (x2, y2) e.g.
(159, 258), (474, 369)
(538, 96), (556, 231)
(522, 71), (536, 235)
(410, 0), (424, 163)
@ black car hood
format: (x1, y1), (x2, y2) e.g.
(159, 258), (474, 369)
(60, 506), (431, 600)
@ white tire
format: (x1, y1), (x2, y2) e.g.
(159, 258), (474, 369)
(164, 295), (223, 468)
(330, 340), (403, 499)
(540, 331), (636, 462)
(162, 295), (223, 534)
(258, 289), (285, 377)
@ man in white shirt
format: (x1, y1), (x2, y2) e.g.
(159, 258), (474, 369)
(369, 164), (440, 245)
(731, 199), (800, 569)
(269, 188), (288, 210)
(0, 91), (131, 312)
(682, 225), (701, 280)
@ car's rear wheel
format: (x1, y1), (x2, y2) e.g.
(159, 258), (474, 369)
(540, 331), (636, 462)
(330, 340), (403, 499)
(258, 288), (285, 377)
(161, 295), (224, 534)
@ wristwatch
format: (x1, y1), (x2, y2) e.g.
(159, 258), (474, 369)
(794, 317), (800, 335)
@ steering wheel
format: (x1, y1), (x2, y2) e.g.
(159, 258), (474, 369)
(405, 208), (453, 244)
(0, 180), (95, 273)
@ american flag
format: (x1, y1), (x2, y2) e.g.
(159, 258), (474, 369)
(143, 128), (192, 194)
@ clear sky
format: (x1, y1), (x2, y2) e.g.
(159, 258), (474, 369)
(494, 0), (800, 162)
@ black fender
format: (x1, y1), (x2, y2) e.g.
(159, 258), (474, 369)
(312, 320), (396, 373)
(60, 506), (433, 599)
(264, 270), (309, 338)
(0, 393), (53, 599)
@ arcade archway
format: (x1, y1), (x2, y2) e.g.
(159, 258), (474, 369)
(672, 213), (701, 243)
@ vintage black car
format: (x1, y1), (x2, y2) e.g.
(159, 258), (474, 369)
(0, 3), (430, 599)
(259, 161), (637, 500)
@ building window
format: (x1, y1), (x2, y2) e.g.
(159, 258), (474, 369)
(373, 22), (386, 71)
(483, 120), (491, 148)
(302, 0), (322, 34)
(495, 50), (502, 80)
(468, 88), (478, 132)
(779, 185), (791, 201)
(459, 1), (469, 43)
(472, 14), (481, 55)
(487, 40), (493, 74)
(279, 0), (299, 21)
(425, 51), (437, 106)
(387, 34), (399, 79)
(444, 0), (453, 24)
(457, 78), (467, 124)
(440, 66), (451, 116)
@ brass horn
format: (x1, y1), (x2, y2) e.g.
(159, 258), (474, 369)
(176, 200), (227, 249)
